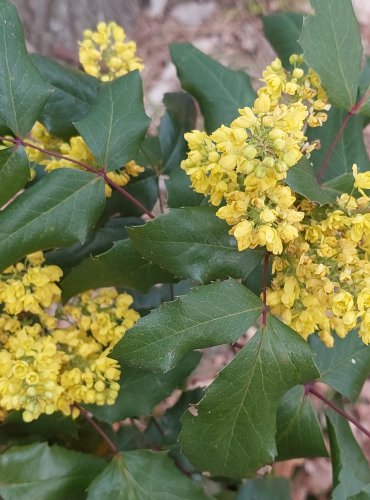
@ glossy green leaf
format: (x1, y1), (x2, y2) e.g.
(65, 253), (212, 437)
(276, 386), (327, 460)
(358, 56), (370, 118)
(286, 158), (338, 205)
(307, 107), (369, 184)
(170, 43), (255, 132)
(180, 315), (319, 478)
(88, 352), (201, 423)
(0, 442), (105, 500)
(310, 333), (370, 402)
(31, 53), (100, 139)
(113, 279), (261, 372)
(237, 478), (291, 500)
(76, 71), (150, 171)
(349, 484), (370, 500)
(159, 92), (196, 174)
(327, 408), (370, 500)
(165, 168), (205, 208)
(128, 207), (264, 283)
(263, 13), (303, 69)
(300, 0), (362, 111)
(0, 146), (30, 206)
(0, 0), (51, 135)
(0, 169), (105, 271)
(61, 239), (174, 301)
(1, 412), (78, 440)
(87, 451), (206, 499)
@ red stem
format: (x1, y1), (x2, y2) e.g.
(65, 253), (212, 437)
(0, 135), (155, 219)
(316, 91), (370, 184)
(74, 404), (120, 455)
(262, 251), (270, 327)
(306, 384), (370, 440)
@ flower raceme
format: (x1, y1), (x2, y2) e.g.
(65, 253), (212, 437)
(182, 56), (330, 255)
(0, 252), (139, 422)
(182, 55), (370, 346)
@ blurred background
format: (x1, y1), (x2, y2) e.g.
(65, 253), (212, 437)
(11, 1), (370, 498)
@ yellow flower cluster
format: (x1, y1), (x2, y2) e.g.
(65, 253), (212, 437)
(182, 56), (330, 254)
(0, 252), (139, 422)
(267, 168), (370, 346)
(79, 21), (144, 81)
(27, 122), (144, 197)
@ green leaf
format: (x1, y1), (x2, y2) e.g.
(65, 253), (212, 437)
(88, 352), (201, 423)
(327, 408), (370, 500)
(0, 146), (30, 206)
(159, 92), (196, 174)
(276, 385), (327, 460)
(165, 168), (205, 208)
(263, 13), (303, 69)
(237, 478), (291, 500)
(1, 412), (78, 440)
(180, 315), (319, 478)
(128, 206), (264, 283)
(170, 43), (255, 132)
(61, 239), (174, 301)
(0, 0), (51, 135)
(300, 0), (362, 111)
(113, 279), (261, 373)
(286, 158), (338, 205)
(358, 56), (370, 119)
(0, 168), (105, 271)
(31, 53), (100, 139)
(349, 484), (370, 500)
(310, 333), (370, 402)
(307, 106), (369, 184)
(75, 71), (150, 171)
(0, 442), (105, 500)
(87, 451), (206, 499)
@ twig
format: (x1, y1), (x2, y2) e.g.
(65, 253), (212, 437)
(75, 403), (120, 455)
(305, 383), (370, 440)
(262, 251), (270, 327)
(316, 91), (370, 184)
(0, 135), (155, 219)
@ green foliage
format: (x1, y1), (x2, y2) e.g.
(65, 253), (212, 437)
(237, 478), (291, 500)
(300, 0), (362, 110)
(263, 13), (303, 69)
(170, 43), (255, 132)
(76, 71), (150, 171)
(180, 316), (319, 478)
(0, 146), (30, 206)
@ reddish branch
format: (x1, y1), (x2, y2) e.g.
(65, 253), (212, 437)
(74, 403), (120, 455)
(305, 383), (370, 440)
(316, 91), (370, 184)
(0, 135), (155, 219)
(262, 251), (270, 327)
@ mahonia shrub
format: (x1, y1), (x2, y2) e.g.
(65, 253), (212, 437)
(0, 0), (370, 497)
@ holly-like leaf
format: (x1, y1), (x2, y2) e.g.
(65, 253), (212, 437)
(165, 168), (205, 208)
(349, 485), (370, 500)
(0, 0), (51, 135)
(170, 43), (255, 132)
(31, 54), (100, 139)
(75, 71), (150, 171)
(0, 146), (30, 206)
(263, 13), (303, 69)
(0, 168), (105, 271)
(159, 92), (196, 174)
(358, 56), (370, 118)
(237, 478), (291, 500)
(113, 279), (261, 373)
(327, 408), (370, 500)
(180, 315), (319, 478)
(286, 158), (338, 205)
(300, 0), (362, 111)
(307, 107), (369, 184)
(87, 451), (206, 499)
(88, 352), (201, 423)
(0, 442), (105, 499)
(1, 412), (78, 440)
(61, 239), (174, 301)
(310, 333), (370, 402)
(276, 385), (327, 460)
(128, 207), (264, 283)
